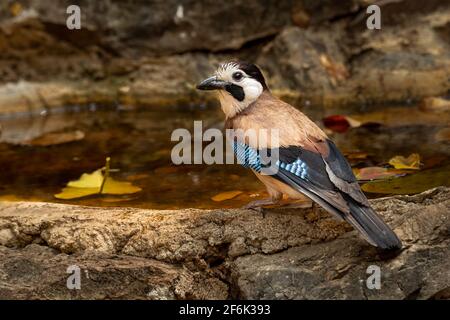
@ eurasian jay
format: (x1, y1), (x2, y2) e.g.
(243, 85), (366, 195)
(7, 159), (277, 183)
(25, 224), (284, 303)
(197, 61), (402, 250)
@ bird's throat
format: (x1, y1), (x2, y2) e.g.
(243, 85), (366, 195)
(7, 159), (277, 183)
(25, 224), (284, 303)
(218, 91), (246, 119)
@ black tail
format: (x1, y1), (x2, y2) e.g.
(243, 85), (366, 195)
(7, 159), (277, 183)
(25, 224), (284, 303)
(276, 170), (402, 250)
(342, 195), (402, 250)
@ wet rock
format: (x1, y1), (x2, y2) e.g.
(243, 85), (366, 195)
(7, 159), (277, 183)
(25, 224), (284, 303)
(233, 188), (450, 299)
(257, 13), (450, 107)
(0, 0), (293, 55)
(0, 187), (448, 299)
(0, 244), (228, 299)
(257, 27), (349, 105)
(233, 236), (449, 299)
(345, 54), (449, 105)
(0, 54), (221, 115)
(0, 1), (449, 113)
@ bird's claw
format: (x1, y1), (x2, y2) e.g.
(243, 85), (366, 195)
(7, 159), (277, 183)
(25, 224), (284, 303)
(242, 200), (275, 218)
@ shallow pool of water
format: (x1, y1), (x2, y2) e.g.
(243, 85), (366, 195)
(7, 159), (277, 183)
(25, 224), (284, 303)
(0, 104), (448, 209)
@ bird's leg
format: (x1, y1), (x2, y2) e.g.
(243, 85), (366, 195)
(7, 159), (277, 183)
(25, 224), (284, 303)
(242, 192), (282, 218)
(242, 197), (280, 210)
(278, 199), (313, 209)
(311, 201), (320, 213)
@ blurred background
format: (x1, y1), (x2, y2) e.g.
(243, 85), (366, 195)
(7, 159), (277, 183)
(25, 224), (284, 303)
(0, 0), (449, 209)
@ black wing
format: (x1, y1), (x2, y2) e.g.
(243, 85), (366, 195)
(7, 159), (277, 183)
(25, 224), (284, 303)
(260, 140), (401, 250)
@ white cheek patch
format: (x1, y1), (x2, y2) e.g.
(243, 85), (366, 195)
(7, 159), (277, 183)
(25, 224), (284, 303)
(242, 79), (263, 103)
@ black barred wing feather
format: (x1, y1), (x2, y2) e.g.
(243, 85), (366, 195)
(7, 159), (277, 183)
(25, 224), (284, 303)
(233, 141), (263, 172)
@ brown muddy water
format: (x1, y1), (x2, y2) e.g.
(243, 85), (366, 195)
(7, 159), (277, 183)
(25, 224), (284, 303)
(0, 104), (449, 209)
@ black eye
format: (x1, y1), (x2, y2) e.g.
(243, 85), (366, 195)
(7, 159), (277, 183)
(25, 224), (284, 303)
(232, 71), (243, 81)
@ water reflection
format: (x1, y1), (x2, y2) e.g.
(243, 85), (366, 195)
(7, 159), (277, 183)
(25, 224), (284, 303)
(0, 104), (448, 209)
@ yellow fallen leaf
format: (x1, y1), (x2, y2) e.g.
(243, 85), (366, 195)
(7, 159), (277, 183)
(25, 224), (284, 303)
(388, 153), (421, 170)
(67, 169), (104, 188)
(354, 167), (404, 181)
(420, 97), (450, 113)
(54, 187), (100, 200)
(102, 178), (142, 195)
(54, 158), (142, 200)
(362, 165), (450, 194)
(23, 130), (85, 147)
(211, 190), (243, 202)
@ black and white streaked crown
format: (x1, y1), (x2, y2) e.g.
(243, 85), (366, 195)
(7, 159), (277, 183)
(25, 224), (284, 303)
(218, 61), (269, 90)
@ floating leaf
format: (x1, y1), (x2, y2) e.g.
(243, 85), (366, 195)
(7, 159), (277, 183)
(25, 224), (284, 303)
(23, 130), (85, 147)
(345, 151), (369, 161)
(322, 115), (361, 133)
(354, 167), (405, 181)
(211, 190), (243, 202)
(54, 186), (100, 200)
(345, 151), (370, 165)
(362, 165), (450, 195)
(55, 158), (142, 200)
(388, 153), (421, 170)
(435, 128), (450, 142)
(67, 168), (103, 188)
(420, 97), (450, 113)
(102, 177), (142, 195)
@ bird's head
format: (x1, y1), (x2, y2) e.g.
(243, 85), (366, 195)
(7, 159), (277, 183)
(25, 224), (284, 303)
(197, 61), (268, 118)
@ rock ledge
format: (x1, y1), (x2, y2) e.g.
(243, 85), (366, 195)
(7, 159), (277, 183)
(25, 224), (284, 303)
(0, 187), (448, 299)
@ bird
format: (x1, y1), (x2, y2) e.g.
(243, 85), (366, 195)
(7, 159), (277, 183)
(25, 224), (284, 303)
(196, 61), (402, 250)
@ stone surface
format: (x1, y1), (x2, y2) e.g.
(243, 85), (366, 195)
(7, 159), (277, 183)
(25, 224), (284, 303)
(0, 0), (293, 55)
(257, 27), (350, 106)
(0, 244), (227, 299)
(0, 187), (448, 299)
(258, 9), (450, 107)
(0, 0), (449, 114)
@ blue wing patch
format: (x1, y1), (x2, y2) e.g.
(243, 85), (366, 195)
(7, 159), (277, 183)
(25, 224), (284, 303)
(233, 142), (309, 180)
(233, 142), (262, 172)
(276, 159), (308, 179)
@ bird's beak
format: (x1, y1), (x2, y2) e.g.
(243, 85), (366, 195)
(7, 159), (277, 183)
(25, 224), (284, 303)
(196, 76), (228, 91)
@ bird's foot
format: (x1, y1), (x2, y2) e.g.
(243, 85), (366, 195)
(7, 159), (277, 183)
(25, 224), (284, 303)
(311, 202), (320, 214)
(242, 198), (279, 218)
(242, 198), (312, 218)
(242, 198), (278, 209)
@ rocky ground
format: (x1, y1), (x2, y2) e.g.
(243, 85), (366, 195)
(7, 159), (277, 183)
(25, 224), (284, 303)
(0, 0), (449, 115)
(0, 187), (448, 299)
